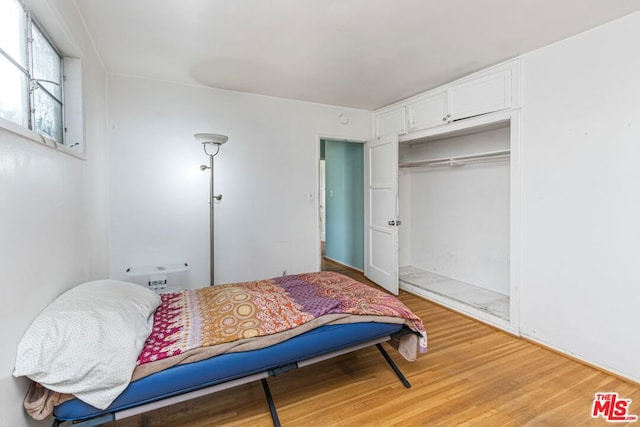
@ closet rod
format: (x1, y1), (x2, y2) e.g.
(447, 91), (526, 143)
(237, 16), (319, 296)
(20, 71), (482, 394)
(399, 149), (510, 169)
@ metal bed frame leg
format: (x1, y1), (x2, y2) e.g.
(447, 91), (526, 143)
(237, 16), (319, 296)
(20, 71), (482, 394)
(376, 343), (411, 388)
(261, 378), (282, 427)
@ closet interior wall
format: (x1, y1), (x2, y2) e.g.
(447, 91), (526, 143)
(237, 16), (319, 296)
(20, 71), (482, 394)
(398, 124), (511, 320)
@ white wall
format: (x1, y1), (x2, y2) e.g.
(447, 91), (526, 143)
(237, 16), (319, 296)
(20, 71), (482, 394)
(107, 75), (371, 288)
(0, 0), (108, 425)
(520, 12), (640, 382)
(399, 127), (511, 295)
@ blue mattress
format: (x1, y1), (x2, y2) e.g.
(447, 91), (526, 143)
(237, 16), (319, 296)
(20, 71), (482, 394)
(54, 321), (403, 421)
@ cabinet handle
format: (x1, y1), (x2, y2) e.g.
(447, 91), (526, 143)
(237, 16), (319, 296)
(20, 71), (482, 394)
(447, 114), (451, 118)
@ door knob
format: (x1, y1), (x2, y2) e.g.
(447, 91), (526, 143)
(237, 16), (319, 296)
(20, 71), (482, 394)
(388, 220), (395, 226)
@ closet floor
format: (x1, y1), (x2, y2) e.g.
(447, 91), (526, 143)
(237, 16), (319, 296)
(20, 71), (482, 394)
(399, 266), (509, 320)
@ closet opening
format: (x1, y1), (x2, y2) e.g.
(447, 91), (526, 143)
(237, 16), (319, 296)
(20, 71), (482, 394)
(398, 119), (512, 322)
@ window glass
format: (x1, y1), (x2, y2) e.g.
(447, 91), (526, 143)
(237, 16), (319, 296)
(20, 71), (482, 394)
(0, 54), (29, 127)
(0, 0), (26, 67)
(31, 24), (62, 100)
(33, 87), (63, 142)
(0, 0), (76, 149)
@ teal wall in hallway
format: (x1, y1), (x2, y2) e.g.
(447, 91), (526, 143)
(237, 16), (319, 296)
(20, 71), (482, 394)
(324, 140), (364, 270)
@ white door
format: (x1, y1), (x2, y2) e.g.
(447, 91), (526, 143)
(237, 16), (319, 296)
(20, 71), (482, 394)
(364, 133), (399, 294)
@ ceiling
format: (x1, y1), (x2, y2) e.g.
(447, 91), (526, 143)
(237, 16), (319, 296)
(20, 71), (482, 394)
(74, 0), (640, 110)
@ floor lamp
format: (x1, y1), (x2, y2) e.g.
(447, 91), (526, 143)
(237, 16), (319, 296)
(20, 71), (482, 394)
(195, 132), (228, 285)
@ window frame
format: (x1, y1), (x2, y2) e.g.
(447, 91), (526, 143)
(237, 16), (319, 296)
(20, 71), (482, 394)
(0, 0), (84, 158)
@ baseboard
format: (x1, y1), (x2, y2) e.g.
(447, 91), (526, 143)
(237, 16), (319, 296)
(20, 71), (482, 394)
(404, 290), (640, 387)
(322, 256), (364, 273)
(521, 334), (640, 387)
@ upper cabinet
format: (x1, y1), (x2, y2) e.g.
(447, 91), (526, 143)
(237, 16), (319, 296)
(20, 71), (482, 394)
(406, 91), (448, 132)
(374, 60), (519, 138)
(374, 105), (406, 137)
(447, 68), (511, 122)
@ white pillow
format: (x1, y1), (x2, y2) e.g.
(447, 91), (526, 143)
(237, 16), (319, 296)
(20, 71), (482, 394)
(13, 279), (161, 409)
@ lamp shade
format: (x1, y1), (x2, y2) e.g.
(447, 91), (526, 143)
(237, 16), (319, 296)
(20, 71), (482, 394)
(194, 133), (228, 145)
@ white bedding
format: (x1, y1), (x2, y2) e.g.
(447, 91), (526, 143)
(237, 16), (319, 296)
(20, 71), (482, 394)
(13, 279), (160, 409)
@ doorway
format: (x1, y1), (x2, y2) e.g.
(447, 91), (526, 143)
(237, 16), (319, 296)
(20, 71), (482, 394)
(319, 139), (364, 272)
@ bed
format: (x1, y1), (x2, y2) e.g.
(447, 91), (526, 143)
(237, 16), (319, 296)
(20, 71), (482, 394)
(14, 271), (427, 426)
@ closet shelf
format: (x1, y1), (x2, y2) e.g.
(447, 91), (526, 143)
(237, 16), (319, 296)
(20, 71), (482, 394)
(399, 266), (509, 320)
(399, 149), (510, 169)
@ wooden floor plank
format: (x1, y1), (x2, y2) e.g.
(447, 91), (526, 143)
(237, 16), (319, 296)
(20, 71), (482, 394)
(105, 259), (639, 426)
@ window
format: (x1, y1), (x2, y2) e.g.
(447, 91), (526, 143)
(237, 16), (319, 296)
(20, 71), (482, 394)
(0, 0), (66, 145)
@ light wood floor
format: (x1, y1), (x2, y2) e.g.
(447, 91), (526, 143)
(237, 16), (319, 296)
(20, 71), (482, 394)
(106, 258), (639, 426)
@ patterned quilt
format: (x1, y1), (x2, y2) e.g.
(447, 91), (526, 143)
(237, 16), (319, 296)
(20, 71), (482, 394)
(23, 272), (427, 420)
(137, 271), (427, 367)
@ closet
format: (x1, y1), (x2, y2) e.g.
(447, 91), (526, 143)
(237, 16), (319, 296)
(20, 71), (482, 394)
(398, 115), (517, 332)
(367, 60), (520, 334)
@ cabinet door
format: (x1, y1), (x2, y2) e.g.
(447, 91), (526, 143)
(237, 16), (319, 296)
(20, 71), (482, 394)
(374, 107), (406, 137)
(406, 91), (448, 132)
(448, 69), (511, 121)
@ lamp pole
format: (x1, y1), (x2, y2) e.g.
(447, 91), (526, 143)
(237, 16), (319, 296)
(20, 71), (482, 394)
(208, 153), (218, 286)
(195, 133), (228, 286)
